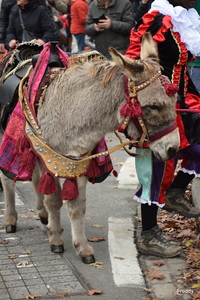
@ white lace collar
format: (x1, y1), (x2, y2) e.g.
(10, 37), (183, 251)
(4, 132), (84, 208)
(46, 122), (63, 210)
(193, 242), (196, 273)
(149, 0), (200, 56)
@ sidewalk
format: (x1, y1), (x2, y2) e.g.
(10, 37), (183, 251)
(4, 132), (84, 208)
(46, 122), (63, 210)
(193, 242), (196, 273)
(0, 191), (89, 300)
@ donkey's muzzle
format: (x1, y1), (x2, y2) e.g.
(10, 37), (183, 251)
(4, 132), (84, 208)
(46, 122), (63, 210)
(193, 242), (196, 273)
(167, 147), (178, 159)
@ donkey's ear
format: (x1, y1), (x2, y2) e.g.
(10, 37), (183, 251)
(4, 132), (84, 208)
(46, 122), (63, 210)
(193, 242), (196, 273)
(140, 32), (159, 61)
(109, 47), (144, 80)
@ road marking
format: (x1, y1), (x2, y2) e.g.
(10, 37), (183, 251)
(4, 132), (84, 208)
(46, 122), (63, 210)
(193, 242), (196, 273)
(108, 217), (145, 287)
(117, 157), (139, 189)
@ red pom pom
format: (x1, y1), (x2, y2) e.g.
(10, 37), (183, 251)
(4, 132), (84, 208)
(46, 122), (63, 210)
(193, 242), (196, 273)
(113, 170), (118, 177)
(37, 172), (58, 195)
(164, 83), (179, 97)
(61, 179), (79, 200)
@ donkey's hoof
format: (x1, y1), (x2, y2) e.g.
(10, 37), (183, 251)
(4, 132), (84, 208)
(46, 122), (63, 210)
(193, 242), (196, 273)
(51, 244), (64, 253)
(82, 255), (95, 264)
(6, 225), (16, 233)
(40, 216), (48, 225)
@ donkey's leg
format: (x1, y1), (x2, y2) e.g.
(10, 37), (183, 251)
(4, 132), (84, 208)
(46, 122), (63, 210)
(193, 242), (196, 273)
(43, 179), (64, 253)
(1, 172), (17, 233)
(66, 176), (95, 264)
(31, 162), (48, 225)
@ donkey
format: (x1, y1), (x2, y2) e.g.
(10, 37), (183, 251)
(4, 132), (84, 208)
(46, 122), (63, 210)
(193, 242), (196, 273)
(1, 33), (180, 264)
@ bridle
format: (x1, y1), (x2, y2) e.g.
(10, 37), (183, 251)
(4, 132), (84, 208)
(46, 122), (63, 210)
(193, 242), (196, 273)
(118, 71), (178, 150)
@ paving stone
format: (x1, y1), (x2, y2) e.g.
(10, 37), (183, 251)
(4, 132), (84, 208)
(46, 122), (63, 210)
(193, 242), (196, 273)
(43, 275), (78, 284)
(7, 286), (29, 299)
(47, 280), (86, 294)
(4, 280), (25, 288)
(27, 284), (49, 295)
(20, 272), (41, 280)
(2, 275), (22, 282)
(0, 288), (10, 300)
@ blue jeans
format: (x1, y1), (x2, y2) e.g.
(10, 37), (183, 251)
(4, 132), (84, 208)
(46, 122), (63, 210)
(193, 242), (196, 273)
(74, 33), (85, 51)
(188, 66), (200, 94)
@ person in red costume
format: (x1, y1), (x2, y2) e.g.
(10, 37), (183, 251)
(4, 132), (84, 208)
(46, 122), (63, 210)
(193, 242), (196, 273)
(125, 0), (200, 257)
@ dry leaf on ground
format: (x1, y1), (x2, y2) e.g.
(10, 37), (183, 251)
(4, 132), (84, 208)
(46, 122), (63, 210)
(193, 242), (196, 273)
(87, 237), (106, 242)
(55, 291), (70, 297)
(25, 295), (39, 299)
(87, 289), (102, 295)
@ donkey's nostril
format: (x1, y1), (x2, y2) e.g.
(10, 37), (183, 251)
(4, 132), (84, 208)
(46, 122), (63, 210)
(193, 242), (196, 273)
(168, 147), (177, 158)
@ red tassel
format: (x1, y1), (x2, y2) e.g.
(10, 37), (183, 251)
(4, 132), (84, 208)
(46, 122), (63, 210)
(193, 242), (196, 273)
(120, 102), (133, 117)
(18, 148), (36, 172)
(37, 172), (58, 195)
(61, 179), (79, 200)
(15, 135), (30, 154)
(113, 170), (118, 177)
(85, 159), (100, 178)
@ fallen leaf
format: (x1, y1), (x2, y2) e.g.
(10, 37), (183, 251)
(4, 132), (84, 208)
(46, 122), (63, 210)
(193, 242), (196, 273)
(127, 228), (136, 232)
(96, 265), (105, 269)
(110, 186), (118, 189)
(92, 224), (103, 229)
(129, 174), (135, 177)
(108, 221), (119, 224)
(8, 254), (18, 259)
(17, 261), (29, 267)
(87, 289), (102, 295)
(28, 209), (35, 212)
(20, 214), (40, 220)
(0, 240), (8, 244)
(22, 250), (32, 255)
(152, 262), (165, 267)
(25, 295), (39, 299)
(85, 217), (93, 220)
(191, 283), (200, 289)
(145, 268), (165, 280)
(89, 262), (105, 268)
(55, 291), (70, 297)
(114, 256), (125, 260)
(28, 226), (39, 230)
(87, 237), (106, 242)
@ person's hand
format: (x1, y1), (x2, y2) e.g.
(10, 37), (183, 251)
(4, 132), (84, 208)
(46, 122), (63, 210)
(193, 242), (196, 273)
(94, 23), (104, 31)
(9, 39), (18, 49)
(0, 43), (5, 52)
(36, 39), (45, 45)
(98, 16), (111, 29)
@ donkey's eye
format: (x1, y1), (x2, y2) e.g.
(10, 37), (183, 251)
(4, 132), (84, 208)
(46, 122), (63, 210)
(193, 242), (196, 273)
(148, 105), (160, 111)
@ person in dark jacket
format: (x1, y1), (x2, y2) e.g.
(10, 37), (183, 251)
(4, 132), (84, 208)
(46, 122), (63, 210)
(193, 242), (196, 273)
(85, 0), (134, 58)
(6, 0), (59, 49)
(0, 0), (16, 52)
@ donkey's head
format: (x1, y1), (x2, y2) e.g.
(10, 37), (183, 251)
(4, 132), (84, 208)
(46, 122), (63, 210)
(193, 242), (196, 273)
(109, 32), (180, 161)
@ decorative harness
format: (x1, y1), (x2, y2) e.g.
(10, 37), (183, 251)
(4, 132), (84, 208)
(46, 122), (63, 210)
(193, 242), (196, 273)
(18, 63), (178, 181)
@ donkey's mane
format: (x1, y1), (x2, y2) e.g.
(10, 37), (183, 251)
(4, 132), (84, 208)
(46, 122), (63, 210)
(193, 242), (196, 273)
(88, 61), (119, 86)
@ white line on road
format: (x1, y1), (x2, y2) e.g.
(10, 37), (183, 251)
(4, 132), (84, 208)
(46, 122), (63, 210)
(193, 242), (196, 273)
(108, 217), (145, 287)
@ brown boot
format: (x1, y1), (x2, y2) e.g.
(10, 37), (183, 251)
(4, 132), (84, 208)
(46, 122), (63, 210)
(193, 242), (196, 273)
(138, 225), (182, 258)
(164, 188), (200, 218)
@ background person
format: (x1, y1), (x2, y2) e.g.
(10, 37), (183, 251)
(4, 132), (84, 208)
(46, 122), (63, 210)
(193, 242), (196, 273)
(6, 0), (60, 49)
(0, 0), (16, 52)
(125, 0), (200, 258)
(70, 0), (89, 51)
(85, 0), (134, 58)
